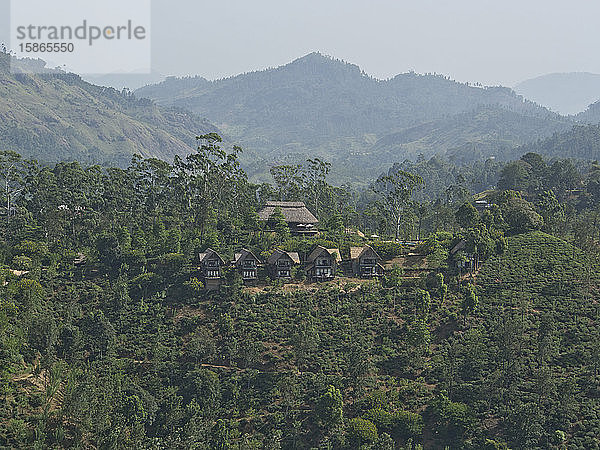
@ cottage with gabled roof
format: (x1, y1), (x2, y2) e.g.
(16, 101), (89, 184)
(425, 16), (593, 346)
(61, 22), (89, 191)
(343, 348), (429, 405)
(266, 249), (300, 280)
(233, 248), (261, 283)
(450, 239), (479, 271)
(349, 245), (384, 278)
(306, 245), (341, 281)
(198, 248), (226, 290)
(258, 201), (319, 236)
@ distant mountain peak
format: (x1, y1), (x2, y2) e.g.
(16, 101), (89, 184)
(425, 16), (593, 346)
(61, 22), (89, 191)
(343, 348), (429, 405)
(283, 51), (366, 79)
(515, 72), (600, 115)
(291, 52), (336, 64)
(294, 51), (326, 60)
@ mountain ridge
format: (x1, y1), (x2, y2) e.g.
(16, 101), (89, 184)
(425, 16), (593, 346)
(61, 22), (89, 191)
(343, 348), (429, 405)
(514, 72), (600, 115)
(136, 52), (572, 180)
(0, 52), (220, 166)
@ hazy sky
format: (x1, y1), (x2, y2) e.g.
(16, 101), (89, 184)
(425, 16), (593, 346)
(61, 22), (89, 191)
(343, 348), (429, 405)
(2, 0), (599, 86)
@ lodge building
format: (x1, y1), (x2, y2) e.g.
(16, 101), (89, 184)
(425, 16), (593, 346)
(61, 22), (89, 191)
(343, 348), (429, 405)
(258, 201), (319, 236)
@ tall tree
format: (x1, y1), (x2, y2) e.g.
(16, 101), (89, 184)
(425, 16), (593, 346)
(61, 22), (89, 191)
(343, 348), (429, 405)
(373, 170), (424, 240)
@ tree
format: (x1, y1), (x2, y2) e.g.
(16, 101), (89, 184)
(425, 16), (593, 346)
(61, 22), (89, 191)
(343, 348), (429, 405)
(347, 417), (378, 446)
(495, 191), (543, 233)
(302, 158), (332, 218)
(498, 160), (531, 192)
(503, 196), (544, 233)
(0, 151), (26, 229)
(428, 391), (476, 444)
(435, 273), (448, 301)
(173, 133), (246, 244)
(455, 202), (479, 229)
(315, 385), (343, 431)
(268, 207), (290, 240)
(461, 283), (478, 325)
(536, 190), (564, 233)
(96, 232), (121, 276)
(373, 170), (424, 240)
(546, 159), (581, 198)
(210, 419), (231, 450)
(414, 289), (431, 319)
(270, 164), (303, 201)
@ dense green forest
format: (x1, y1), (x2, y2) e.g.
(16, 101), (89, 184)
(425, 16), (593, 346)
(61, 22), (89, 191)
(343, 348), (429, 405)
(3, 133), (600, 449)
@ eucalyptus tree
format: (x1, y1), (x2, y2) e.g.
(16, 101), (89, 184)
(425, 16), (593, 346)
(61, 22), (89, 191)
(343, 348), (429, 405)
(270, 164), (303, 202)
(0, 151), (27, 227)
(372, 170), (424, 240)
(173, 133), (248, 244)
(302, 157), (332, 218)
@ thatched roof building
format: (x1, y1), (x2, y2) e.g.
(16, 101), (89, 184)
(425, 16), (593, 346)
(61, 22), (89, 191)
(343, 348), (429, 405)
(258, 201), (318, 235)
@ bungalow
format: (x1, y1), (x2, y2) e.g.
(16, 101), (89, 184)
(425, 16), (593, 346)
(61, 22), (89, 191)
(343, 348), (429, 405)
(349, 245), (384, 278)
(305, 246), (341, 281)
(198, 248), (225, 290)
(258, 201), (319, 236)
(233, 248), (261, 283)
(266, 249), (300, 280)
(450, 240), (479, 272)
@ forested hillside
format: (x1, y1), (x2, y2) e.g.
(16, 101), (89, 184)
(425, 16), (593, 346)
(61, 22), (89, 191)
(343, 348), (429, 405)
(0, 52), (219, 166)
(3, 136), (600, 448)
(136, 53), (571, 180)
(576, 100), (600, 124)
(511, 124), (600, 162)
(369, 106), (571, 165)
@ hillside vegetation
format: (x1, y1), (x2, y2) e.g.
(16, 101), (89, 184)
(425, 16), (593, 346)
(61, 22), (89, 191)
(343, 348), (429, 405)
(3, 136), (600, 448)
(0, 52), (218, 166)
(512, 124), (600, 162)
(136, 52), (571, 180)
(471, 232), (600, 447)
(370, 106), (571, 165)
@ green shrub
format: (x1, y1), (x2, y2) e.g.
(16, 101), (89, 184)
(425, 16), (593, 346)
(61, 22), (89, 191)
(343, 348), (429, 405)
(347, 417), (378, 445)
(11, 255), (32, 271)
(371, 241), (403, 259)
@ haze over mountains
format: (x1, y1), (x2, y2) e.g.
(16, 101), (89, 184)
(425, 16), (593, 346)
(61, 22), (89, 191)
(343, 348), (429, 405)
(0, 52), (217, 166)
(82, 71), (166, 92)
(136, 52), (578, 181)
(514, 72), (600, 116)
(6, 50), (600, 182)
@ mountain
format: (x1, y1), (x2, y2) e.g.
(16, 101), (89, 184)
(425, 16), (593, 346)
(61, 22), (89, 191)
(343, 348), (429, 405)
(137, 52), (570, 180)
(510, 123), (600, 162)
(575, 99), (600, 124)
(514, 72), (600, 116)
(369, 105), (572, 165)
(82, 70), (166, 91)
(0, 53), (218, 166)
